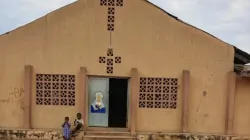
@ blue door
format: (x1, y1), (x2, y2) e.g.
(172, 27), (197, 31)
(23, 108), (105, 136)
(88, 77), (109, 127)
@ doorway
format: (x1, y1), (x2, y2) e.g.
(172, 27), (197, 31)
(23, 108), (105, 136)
(88, 77), (128, 128)
(108, 78), (128, 128)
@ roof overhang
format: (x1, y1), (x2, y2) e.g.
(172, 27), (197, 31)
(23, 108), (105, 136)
(234, 47), (250, 77)
(234, 46), (250, 65)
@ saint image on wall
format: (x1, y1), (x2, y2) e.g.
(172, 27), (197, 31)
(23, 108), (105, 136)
(90, 92), (106, 113)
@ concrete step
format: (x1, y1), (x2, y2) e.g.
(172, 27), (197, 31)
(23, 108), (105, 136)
(84, 131), (132, 136)
(83, 135), (136, 139)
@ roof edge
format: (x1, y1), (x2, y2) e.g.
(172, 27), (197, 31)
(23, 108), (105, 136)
(1, 0), (250, 64)
(144, 0), (250, 64)
(0, 1), (76, 37)
(144, 0), (229, 46)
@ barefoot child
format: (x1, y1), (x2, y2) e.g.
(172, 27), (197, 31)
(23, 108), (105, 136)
(62, 117), (71, 140)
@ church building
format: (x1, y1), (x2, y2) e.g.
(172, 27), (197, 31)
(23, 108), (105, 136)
(1, 0), (250, 139)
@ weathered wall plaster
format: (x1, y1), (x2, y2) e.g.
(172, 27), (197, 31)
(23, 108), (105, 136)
(1, 129), (250, 140)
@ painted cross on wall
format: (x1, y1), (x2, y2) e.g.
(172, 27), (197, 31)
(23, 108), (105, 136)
(100, 0), (124, 31)
(99, 48), (122, 74)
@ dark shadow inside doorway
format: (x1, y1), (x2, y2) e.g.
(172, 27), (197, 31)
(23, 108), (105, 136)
(108, 78), (128, 128)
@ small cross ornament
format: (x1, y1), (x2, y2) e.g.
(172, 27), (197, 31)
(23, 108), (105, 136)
(99, 48), (122, 74)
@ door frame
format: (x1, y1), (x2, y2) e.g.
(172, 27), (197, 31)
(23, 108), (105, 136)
(84, 75), (131, 132)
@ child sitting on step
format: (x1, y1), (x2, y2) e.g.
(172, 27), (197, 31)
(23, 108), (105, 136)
(71, 113), (84, 137)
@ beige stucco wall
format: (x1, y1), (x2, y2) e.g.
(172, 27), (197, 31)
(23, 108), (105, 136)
(0, 0), (234, 133)
(234, 77), (250, 135)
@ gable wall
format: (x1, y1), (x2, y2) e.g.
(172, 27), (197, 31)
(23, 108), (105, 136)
(0, 0), (234, 134)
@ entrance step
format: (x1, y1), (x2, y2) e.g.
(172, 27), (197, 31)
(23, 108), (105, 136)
(85, 131), (132, 136)
(83, 131), (136, 140)
(83, 135), (135, 139)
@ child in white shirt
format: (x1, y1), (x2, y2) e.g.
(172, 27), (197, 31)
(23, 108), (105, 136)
(72, 113), (84, 136)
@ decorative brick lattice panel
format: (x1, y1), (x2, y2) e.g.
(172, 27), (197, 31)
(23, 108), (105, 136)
(107, 48), (114, 56)
(36, 74), (76, 106)
(115, 57), (121, 63)
(98, 0), (124, 73)
(100, 0), (124, 32)
(99, 48), (122, 74)
(139, 78), (178, 109)
(116, 0), (123, 6)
